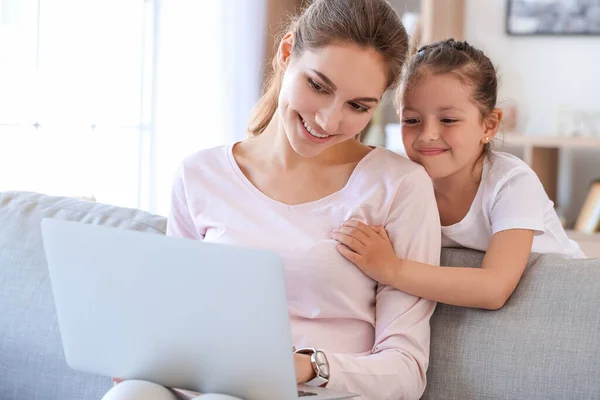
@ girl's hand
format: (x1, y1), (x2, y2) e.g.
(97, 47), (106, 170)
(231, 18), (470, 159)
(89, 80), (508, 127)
(331, 220), (399, 286)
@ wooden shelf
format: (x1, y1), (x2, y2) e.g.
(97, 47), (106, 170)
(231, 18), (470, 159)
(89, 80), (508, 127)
(498, 135), (600, 208)
(502, 134), (600, 149)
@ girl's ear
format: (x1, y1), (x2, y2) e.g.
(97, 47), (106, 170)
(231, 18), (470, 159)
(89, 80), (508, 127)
(277, 32), (295, 72)
(482, 108), (503, 143)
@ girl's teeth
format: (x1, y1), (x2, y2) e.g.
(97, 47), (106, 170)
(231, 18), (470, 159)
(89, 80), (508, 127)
(303, 119), (329, 138)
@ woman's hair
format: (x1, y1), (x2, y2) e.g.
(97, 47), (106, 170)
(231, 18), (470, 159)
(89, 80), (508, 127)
(248, 0), (409, 136)
(398, 38), (499, 153)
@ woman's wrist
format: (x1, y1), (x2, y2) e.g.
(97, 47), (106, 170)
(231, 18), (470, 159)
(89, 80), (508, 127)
(294, 353), (316, 383)
(305, 356), (317, 381)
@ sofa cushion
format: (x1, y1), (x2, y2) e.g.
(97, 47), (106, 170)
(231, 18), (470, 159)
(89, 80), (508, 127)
(0, 191), (167, 400)
(424, 248), (600, 400)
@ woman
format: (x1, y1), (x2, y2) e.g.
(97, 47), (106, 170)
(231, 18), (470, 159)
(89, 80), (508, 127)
(105, 1), (441, 399)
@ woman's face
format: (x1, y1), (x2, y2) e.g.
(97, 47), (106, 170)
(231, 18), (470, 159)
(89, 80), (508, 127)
(277, 35), (388, 158)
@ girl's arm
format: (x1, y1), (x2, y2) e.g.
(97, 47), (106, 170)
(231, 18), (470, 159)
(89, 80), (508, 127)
(391, 229), (533, 310)
(334, 222), (534, 310)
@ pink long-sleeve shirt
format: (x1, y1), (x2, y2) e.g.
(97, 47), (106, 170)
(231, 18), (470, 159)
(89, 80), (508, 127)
(167, 144), (441, 400)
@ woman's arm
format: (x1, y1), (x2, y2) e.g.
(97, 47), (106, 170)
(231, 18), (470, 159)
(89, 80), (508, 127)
(166, 163), (203, 239)
(329, 167), (441, 400)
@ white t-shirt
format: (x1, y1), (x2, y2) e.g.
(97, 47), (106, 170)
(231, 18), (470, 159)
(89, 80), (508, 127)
(442, 151), (585, 258)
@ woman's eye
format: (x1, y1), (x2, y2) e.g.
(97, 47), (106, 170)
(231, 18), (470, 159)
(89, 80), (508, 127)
(308, 78), (325, 93)
(349, 102), (369, 113)
(441, 118), (459, 124)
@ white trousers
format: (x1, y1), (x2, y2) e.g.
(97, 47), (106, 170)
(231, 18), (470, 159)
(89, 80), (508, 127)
(102, 380), (200, 400)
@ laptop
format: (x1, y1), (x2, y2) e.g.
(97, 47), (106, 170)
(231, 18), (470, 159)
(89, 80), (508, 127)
(41, 219), (358, 400)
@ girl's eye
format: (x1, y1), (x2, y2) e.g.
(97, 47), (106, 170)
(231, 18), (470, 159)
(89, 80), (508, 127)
(403, 118), (419, 124)
(308, 78), (326, 93)
(441, 118), (459, 124)
(349, 102), (369, 113)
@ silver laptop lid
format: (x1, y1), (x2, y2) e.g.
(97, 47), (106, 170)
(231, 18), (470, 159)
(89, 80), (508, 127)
(41, 218), (299, 400)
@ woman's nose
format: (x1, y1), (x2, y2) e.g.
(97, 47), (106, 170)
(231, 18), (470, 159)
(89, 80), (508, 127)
(315, 103), (343, 134)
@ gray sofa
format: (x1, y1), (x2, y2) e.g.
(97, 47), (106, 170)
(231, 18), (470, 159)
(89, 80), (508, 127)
(1, 191), (599, 400)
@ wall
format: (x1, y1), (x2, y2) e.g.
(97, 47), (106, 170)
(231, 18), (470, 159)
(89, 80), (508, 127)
(464, 0), (600, 226)
(465, 0), (600, 135)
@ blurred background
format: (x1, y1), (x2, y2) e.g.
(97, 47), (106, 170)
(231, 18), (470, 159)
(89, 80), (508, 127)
(0, 0), (598, 234)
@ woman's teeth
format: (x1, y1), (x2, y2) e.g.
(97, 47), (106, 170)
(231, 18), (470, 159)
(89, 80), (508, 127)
(303, 119), (330, 139)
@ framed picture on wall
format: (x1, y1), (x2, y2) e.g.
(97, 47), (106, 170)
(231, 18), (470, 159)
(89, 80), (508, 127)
(506, 0), (600, 36)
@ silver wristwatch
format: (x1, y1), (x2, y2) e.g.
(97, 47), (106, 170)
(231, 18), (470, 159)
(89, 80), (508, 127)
(295, 347), (330, 386)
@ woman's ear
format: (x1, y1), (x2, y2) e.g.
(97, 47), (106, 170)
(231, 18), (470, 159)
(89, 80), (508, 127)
(277, 32), (295, 72)
(482, 108), (503, 141)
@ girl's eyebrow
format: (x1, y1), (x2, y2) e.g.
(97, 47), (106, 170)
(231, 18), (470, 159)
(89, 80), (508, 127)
(401, 106), (419, 112)
(438, 107), (465, 112)
(402, 106), (466, 113)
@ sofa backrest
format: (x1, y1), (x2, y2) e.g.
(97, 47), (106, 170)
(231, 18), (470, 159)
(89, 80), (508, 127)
(2, 191), (599, 399)
(424, 248), (600, 400)
(0, 192), (166, 400)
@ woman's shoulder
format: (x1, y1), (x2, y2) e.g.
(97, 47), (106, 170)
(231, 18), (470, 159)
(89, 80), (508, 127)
(179, 144), (231, 172)
(346, 147), (434, 204)
(365, 146), (431, 183)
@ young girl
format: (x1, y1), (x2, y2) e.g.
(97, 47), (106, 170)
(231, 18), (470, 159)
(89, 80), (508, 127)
(332, 38), (584, 311)
(105, 1), (441, 400)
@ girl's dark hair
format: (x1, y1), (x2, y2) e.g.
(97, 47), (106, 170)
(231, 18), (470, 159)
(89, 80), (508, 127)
(248, 0), (409, 136)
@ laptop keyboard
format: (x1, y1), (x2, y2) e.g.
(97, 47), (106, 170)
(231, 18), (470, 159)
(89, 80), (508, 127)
(298, 389), (317, 397)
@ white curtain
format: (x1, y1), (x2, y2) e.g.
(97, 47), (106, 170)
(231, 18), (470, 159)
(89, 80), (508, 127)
(0, 0), (148, 207)
(151, 0), (266, 215)
(0, 0), (266, 215)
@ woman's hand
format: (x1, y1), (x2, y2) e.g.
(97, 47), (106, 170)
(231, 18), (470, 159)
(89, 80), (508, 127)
(331, 220), (400, 286)
(294, 353), (315, 384)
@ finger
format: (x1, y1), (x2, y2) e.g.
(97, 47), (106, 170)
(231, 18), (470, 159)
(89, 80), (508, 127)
(336, 244), (363, 265)
(378, 227), (391, 241)
(342, 219), (376, 237)
(334, 226), (370, 246)
(372, 226), (386, 238)
(330, 231), (365, 253)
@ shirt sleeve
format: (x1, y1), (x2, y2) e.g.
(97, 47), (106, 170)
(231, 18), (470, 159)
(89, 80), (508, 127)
(489, 168), (546, 236)
(166, 163), (204, 239)
(324, 167), (441, 400)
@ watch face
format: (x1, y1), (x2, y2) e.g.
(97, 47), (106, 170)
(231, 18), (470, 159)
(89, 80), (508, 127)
(315, 351), (330, 378)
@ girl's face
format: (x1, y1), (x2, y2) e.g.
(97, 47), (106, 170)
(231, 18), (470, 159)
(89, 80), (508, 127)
(277, 34), (388, 158)
(399, 72), (499, 180)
